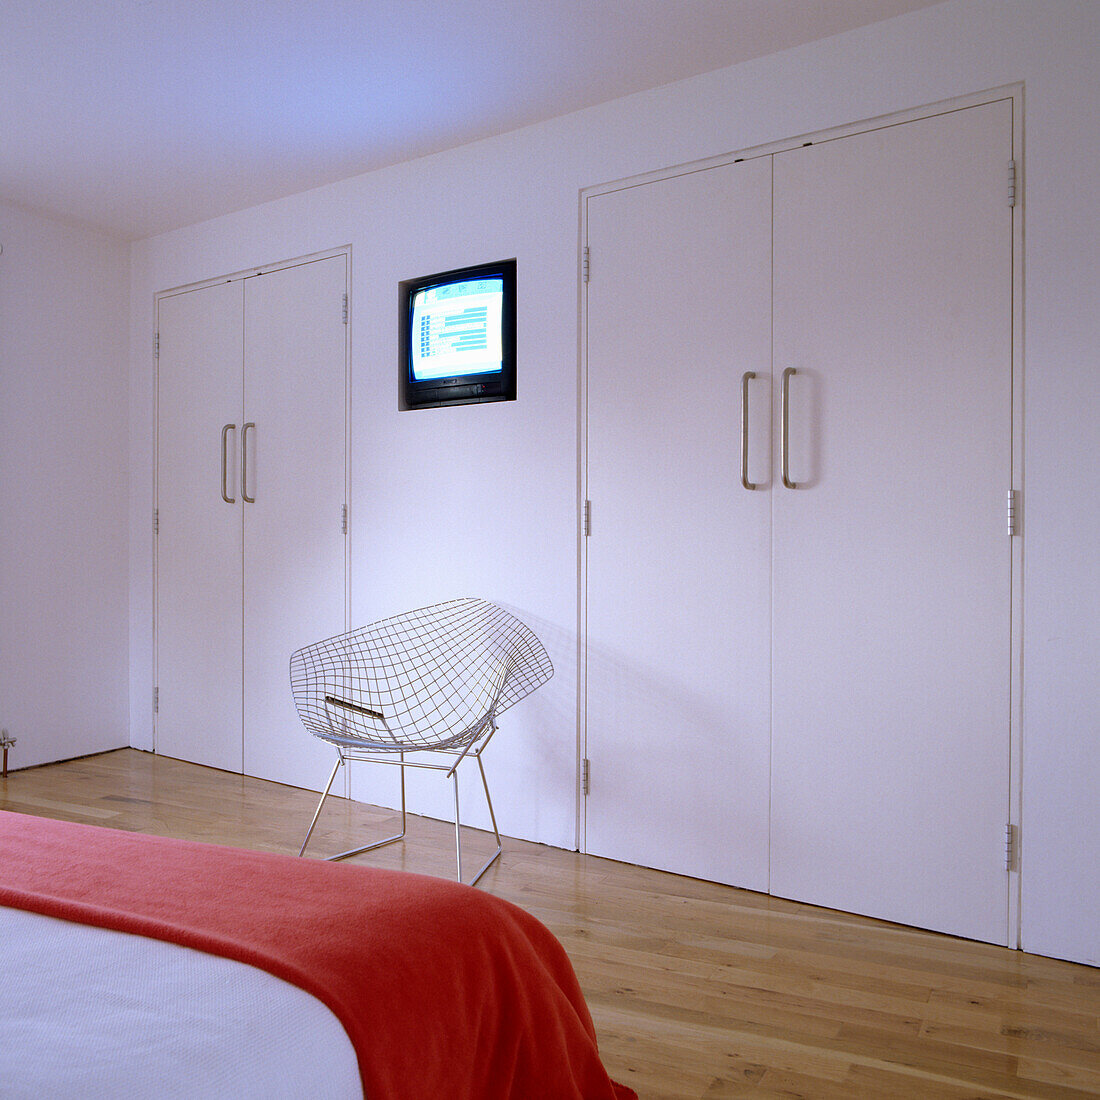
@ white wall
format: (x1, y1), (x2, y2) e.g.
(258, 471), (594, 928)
(1, 200), (130, 769)
(129, 0), (1100, 964)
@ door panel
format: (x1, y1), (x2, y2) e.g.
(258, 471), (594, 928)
(156, 280), (244, 772)
(770, 101), (1013, 942)
(242, 256), (348, 790)
(584, 160), (773, 889)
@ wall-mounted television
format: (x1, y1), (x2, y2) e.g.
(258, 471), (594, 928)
(399, 259), (516, 409)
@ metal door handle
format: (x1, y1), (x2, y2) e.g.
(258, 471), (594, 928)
(781, 367), (800, 490)
(220, 424), (236, 503)
(740, 371), (758, 490)
(241, 422), (256, 503)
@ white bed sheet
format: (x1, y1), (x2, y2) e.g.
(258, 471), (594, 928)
(0, 906), (363, 1099)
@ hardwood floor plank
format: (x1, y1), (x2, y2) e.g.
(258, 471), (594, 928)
(1017, 1055), (1100, 1094)
(0, 791), (121, 820)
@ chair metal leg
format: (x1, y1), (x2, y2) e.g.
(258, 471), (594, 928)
(303, 749), (499, 885)
(453, 770), (463, 884)
(478, 755), (502, 851)
(454, 754), (503, 888)
(299, 752), (408, 862)
(299, 755), (343, 857)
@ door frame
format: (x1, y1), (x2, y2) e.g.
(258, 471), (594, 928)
(578, 85), (1024, 945)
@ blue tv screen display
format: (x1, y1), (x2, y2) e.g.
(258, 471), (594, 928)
(409, 276), (504, 381)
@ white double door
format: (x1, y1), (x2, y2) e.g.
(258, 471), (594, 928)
(584, 99), (1015, 943)
(156, 254), (348, 791)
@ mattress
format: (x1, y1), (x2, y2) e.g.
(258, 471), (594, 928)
(1, 905), (362, 1100)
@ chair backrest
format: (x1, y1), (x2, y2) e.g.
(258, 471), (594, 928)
(290, 598), (554, 752)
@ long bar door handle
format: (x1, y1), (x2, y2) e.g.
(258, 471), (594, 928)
(740, 371), (758, 490)
(220, 424), (236, 503)
(241, 422), (256, 503)
(781, 367), (800, 490)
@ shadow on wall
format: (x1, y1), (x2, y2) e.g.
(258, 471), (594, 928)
(495, 602), (576, 787)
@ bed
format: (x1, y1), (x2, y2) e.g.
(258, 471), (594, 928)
(0, 810), (635, 1099)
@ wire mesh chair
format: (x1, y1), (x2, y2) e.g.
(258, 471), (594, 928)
(290, 598), (554, 886)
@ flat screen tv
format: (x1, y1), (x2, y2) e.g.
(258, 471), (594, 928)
(400, 259), (516, 409)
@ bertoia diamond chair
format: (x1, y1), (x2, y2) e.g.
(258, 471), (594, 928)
(291, 598), (554, 886)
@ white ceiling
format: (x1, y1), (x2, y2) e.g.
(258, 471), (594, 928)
(0, 0), (942, 240)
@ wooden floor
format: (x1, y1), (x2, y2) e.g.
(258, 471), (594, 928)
(3, 749), (1099, 1099)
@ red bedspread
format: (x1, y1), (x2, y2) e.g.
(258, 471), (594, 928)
(0, 810), (635, 1100)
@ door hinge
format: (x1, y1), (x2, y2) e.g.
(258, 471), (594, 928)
(342, 292), (349, 324)
(1005, 822), (1019, 871)
(1007, 160), (1017, 208)
(582, 499), (592, 536)
(341, 503), (348, 534)
(153, 508), (159, 535)
(582, 246), (590, 284)
(153, 686), (159, 715)
(1006, 489), (1019, 537)
(154, 331), (160, 359)
(581, 757), (591, 796)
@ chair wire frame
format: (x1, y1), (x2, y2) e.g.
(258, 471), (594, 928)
(290, 598), (554, 886)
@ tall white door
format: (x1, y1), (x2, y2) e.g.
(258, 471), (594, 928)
(156, 279), (245, 773)
(243, 255), (348, 790)
(156, 255), (347, 789)
(770, 100), (1014, 943)
(583, 98), (1015, 943)
(584, 159), (774, 889)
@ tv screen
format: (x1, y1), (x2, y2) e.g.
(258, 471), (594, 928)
(400, 259), (516, 409)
